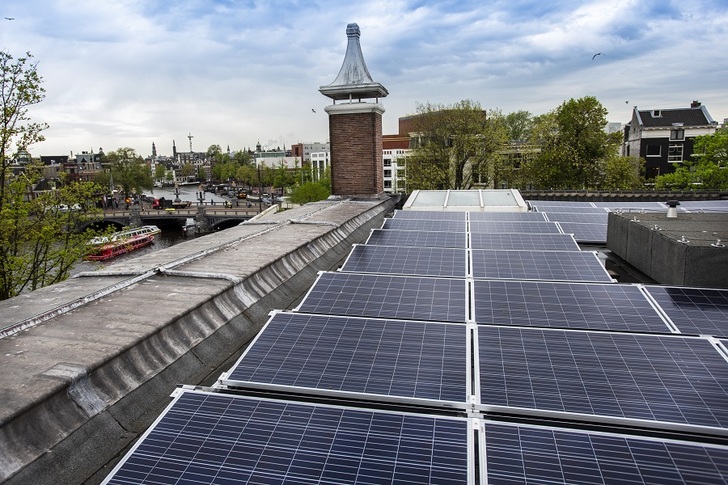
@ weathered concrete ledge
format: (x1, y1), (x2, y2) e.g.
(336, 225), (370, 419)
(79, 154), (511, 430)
(0, 197), (396, 484)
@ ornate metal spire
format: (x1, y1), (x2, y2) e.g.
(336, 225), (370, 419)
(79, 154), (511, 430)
(319, 23), (388, 101)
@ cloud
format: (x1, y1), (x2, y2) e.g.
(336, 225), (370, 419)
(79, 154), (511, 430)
(1, 0), (726, 156)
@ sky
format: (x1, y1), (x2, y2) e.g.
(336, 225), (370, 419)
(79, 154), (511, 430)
(1, 0), (727, 158)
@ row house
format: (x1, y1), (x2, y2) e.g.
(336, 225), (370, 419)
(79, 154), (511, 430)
(622, 101), (718, 179)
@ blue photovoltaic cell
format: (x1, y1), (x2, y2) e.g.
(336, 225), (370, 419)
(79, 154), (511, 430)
(471, 250), (613, 282)
(297, 272), (467, 322)
(543, 212), (609, 224)
(341, 245), (467, 277)
(678, 200), (728, 211)
(366, 229), (466, 248)
(534, 206), (609, 213)
(557, 222), (608, 243)
(470, 220), (562, 234)
(104, 390), (469, 485)
(485, 422), (728, 484)
(223, 312), (467, 403)
(392, 210), (467, 220)
(529, 201), (597, 209)
(470, 233), (580, 251)
(478, 326), (728, 429)
(473, 280), (670, 333)
(382, 218), (466, 232)
(468, 212), (547, 221)
(645, 286), (728, 338)
(593, 202), (667, 211)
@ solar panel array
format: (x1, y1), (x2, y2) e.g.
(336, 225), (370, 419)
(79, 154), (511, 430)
(105, 204), (728, 484)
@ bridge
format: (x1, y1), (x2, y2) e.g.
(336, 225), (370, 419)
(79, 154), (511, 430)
(98, 205), (261, 231)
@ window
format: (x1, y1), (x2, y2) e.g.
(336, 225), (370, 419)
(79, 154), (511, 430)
(384, 180), (392, 188)
(384, 169), (391, 178)
(646, 144), (661, 157)
(383, 159), (391, 167)
(670, 128), (685, 141)
(652, 110), (661, 117)
(668, 144), (683, 162)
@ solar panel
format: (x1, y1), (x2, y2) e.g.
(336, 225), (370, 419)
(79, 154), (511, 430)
(221, 312), (468, 404)
(468, 212), (547, 221)
(470, 220), (563, 234)
(366, 229), (466, 248)
(473, 280), (671, 333)
(470, 233), (581, 251)
(594, 202), (667, 211)
(534, 206), (608, 214)
(478, 326), (728, 430)
(382, 218), (467, 232)
(484, 422), (728, 484)
(296, 272), (468, 322)
(530, 201), (598, 209)
(392, 210), (467, 220)
(679, 200), (728, 211)
(543, 212), (609, 224)
(471, 250), (614, 283)
(558, 222), (608, 243)
(645, 286), (728, 338)
(103, 389), (471, 485)
(341, 245), (467, 277)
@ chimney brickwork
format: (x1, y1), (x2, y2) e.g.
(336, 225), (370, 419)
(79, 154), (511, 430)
(319, 23), (388, 199)
(328, 108), (384, 196)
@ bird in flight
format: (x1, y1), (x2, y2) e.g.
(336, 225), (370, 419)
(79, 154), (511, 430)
(592, 52), (603, 60)
(5, 17), (15, 20)
(311, 108), (316, 113)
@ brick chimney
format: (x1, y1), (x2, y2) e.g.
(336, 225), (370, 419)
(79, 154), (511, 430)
(319, 23), (388, 198)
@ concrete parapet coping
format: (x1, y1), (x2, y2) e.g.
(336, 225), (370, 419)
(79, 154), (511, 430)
(0, 197), (397, 484)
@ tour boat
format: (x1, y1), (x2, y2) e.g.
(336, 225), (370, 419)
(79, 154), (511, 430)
(85, 226), (160, 261)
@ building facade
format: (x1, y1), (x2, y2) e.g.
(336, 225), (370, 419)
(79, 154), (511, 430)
(623, 101), (717, 179)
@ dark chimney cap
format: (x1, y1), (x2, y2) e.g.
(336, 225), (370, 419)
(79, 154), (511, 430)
(691, 100), (701, 108)
(666, 200), (680, 207)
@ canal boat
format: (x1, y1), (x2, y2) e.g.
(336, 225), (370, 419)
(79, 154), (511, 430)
(85, 226), (160, 261)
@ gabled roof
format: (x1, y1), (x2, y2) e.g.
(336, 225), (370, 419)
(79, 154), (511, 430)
(635, 105), (715, 128)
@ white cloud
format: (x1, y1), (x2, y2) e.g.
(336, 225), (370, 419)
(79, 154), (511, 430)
(1, 0), (726, 157)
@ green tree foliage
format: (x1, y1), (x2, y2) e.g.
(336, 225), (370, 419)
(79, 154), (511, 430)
(289, 181), (330, 204)
(154, 163), (166, 181)
(0, 51), (108, 299)
(600, 156), (645, 190)
(406, 100), (508, 190)
(654, 130), (728, 190)
(526, 96), (622, 189)
(504, 110), (533, 142)
(180, 162), (195, 178)
(107, 147), (153, 197)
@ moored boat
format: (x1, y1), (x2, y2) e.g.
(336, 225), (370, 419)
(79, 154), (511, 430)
(85, 226), (160, 261)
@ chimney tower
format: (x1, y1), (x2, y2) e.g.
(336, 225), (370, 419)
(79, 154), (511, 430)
(320, 23), (388, 198)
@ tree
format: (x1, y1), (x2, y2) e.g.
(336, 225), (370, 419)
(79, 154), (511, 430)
(406, 100), (508, 190)
(0, 51), (109, 299)
(599, 156), (645, 190)
(180, 162), (195, 178)
(107, 147), (153, 197)
(525, 96), (621, 189)
(289, 181), (330, 204)
(654, 130), (728, 190)
(504, 110), (533, 142)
